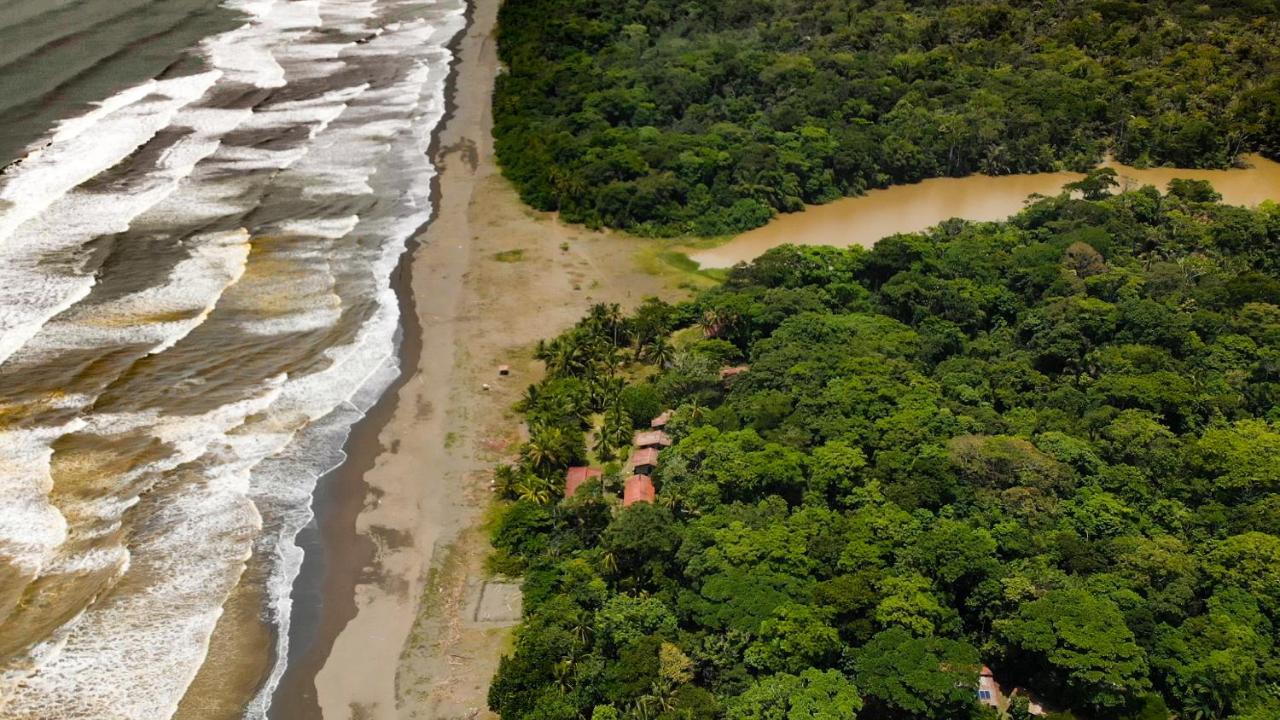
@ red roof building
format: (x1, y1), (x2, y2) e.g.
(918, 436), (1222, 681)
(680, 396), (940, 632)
(650, 410), (672, 428)
(564, 466), (602, 499)
(630, 447), (660, 474)
(720, 365), (749, 381)
(633, 430), (673, 449)
(623, 474), (656, 506)
(978, 666), (1002, 709)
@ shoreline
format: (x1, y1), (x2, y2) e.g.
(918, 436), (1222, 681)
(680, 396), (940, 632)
(265, 0), (688, 713)
(266, 0), (477, 717)
(683, 153), (1280, 269)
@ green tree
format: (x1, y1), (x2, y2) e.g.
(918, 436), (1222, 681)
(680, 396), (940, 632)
(745, 603), (842, 674)
(1066, 168), (1119, 201)
(851, 628), (981, 719)
(873, 573), (955, 637)
(1203, 532), (1280, 615)
(995, 588), (1151, 711)
(595, 594), (677, 651)
(728, 669), (862, 720)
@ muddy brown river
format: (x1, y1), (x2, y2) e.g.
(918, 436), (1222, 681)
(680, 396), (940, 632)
(690, 155), (1280, 268)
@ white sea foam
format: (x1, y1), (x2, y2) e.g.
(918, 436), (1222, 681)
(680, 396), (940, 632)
(13, 229), (252, 361)
(0, 0), (468, 717)
(0, 91), (247, 367)
(0, 72), (220, 248)
(0, 423), (78, 576)
(203, 0), (320, 89)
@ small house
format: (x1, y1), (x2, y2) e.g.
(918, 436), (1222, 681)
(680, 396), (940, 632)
(497, 364), (510, 376)
(633, 430), (672, 449)
(623, 474), (656, 506)
(650, 410), (672, 429)
(564, 466), (602, 499)
(630, 447), (660, 475)
(978, 666), (1002, 709)
(720, 365), (748, 382)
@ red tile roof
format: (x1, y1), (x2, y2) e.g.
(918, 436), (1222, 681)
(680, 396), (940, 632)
(720, 365), (749, 380)
(564, 466), (602, 499)
(633, 430), (672, 448)
(650, 410), (672, 428)
(623, 474), (656, 506)
(630, 447), (660, 471)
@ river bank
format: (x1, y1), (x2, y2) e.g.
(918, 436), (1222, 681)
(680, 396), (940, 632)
(270, 0), (680, 716)
(689, 154), (1280, 268)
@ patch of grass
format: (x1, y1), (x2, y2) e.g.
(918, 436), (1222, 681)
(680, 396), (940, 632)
(492, 248), (526, 262)
(444, 431), (458, 449)
(671, 326), (704, 350)
(407, 540), (463, 626)
(635, 240), (727, 290)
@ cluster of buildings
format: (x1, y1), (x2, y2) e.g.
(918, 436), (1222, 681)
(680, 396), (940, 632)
(552, 386), (1043, 717)
(556, 403), (1043, 716)
(564, 411), (672, 507)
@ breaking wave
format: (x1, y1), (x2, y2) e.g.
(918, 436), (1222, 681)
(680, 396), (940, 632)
(0, 0), (466, 717)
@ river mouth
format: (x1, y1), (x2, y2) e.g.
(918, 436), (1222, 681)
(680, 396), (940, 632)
(689, 154), (1280, 269)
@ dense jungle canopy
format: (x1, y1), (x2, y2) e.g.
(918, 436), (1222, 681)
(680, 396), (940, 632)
(488, 184), (1280, 719)
(494, 0), (1280, 235)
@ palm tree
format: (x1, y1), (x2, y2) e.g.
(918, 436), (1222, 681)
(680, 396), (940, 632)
(628, 696), (659, 720)
(589, 375), (625, 412)
(593, 428), (618, 462)
(517, 383), (540, 412)
(648, 679), (679, 714)
(513, 476), (552, 505)
(493, 464), (520, 498)
(549, 341), (579, 377)
(698, 308), (723, 338)
(1183, 676), (1228, 720)
(599, 550), (618, 577)
(523, 426), (569, 472)
(551, 657), (574, 692)
(586, 302), (626, 346)
(569, 613), (593, 648)
(683, 399), (707, 424)
(658, 485), (683, 514)
(641, 335), (674, 367)
(603, 408), (632, 452)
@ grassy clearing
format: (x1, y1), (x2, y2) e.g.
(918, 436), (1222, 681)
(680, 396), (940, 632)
(634, 238), (729, 291)
(670, 326), (704, 350)
(492, 248), (526, 262)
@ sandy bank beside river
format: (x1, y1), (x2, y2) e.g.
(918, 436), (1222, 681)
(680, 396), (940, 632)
(282, 0), (679, 716)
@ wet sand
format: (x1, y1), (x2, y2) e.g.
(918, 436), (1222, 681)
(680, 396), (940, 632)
(691, 155), (1280, 268)
(271, 0), (675, 716)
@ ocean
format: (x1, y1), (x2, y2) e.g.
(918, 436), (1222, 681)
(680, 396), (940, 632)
(0, 0), (466, 717)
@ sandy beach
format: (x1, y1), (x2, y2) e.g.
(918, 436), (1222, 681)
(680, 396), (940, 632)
(269, 0), (681, 716)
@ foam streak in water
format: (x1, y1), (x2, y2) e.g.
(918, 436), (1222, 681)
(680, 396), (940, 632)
(0, 0), (467, 717)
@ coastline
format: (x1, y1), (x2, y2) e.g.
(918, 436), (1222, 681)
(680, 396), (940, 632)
(266, 0), (690, 713)
(129, 2), (1280, 716)
(266, 0), (477, 717)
